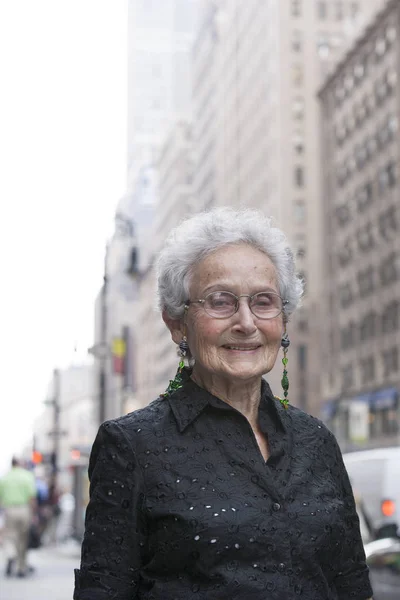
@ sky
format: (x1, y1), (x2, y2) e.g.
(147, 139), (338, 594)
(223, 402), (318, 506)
(0, 0), (128, 475)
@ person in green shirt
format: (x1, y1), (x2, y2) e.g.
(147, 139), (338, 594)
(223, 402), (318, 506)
(0, 457), (37, 577)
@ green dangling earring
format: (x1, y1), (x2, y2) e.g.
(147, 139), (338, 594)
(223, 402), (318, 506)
(161, 309), (189, 399)
(275, 327), (290, 409)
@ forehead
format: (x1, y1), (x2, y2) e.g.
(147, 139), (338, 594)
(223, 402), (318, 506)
(189, 244), (278, 294)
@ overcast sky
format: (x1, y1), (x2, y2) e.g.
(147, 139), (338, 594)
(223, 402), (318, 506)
(0, 0), (127, 475)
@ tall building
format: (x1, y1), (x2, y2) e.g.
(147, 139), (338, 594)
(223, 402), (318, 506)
(90, 1), (203, 419)
(190, 0), (384, 414)
(133, 120), (196, 407)
(319, 0), (400, 449)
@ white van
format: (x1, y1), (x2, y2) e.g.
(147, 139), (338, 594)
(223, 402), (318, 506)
(343, 447), (400, 539)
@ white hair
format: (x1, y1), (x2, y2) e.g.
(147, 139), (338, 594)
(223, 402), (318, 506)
(156, 207), (304, 320)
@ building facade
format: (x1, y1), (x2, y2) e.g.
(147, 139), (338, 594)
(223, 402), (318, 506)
(189, 0), (384, 414)
(134, 120), (196, 407)
(319, 0), (400, 449)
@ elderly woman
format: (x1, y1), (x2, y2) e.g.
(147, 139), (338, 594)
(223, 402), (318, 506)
(74, 208), (372, 600)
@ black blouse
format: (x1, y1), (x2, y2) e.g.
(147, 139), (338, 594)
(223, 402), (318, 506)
(74, 369), (372, 600)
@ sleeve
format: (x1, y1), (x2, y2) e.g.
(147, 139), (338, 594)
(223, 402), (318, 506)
(73, 420), (146, 600)
(328, 434), (374, 600)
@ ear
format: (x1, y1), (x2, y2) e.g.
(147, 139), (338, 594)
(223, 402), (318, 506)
(162, 310), (185, 345)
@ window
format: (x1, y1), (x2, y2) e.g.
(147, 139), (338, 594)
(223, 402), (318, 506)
(382, 347), (399, 377)
(380, 252), (399, 287)
(317, 35), (330, 59)
(379, 205), (398, 240)
(355, 182), (373, 213)
(317, 2), (327, 20)
(294, 200), (306, 222)
(335, 203), (351, 227)
(375, 37), (387, 59)
(360, 356), (375, 383)
(294, 166), (305, 187)
(335, 2), (344, 21)
(355, 102), (367, 125)
(359, 311), (377, 341)
(340, 322), (357, 350)
(386, 26), (397, 44)
(292, 30), (302, 52)
(291, 0), (301, 17)
(353, 61), (365, 80)
(298, 345), (307, 370)
(293, 131), (305, 154)
(357, 223), (375, 252)
(357, 266), (375, 296)
(387, 115), (398, 138)
(355, 144), (368, 169)
(339, 282), (354, 308)
(378, 162), (397, 193)
(292, 97), (305, 119)
(337, 239), (353, 267)
(382, 300), (400, 333)
(292, 64), (304, 86)
(341, 364), (354, 389)
(366, 135), (377, 157)
(350, 3), (359, 20)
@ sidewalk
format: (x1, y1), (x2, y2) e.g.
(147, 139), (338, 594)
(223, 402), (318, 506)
(0, 540), (81, 600)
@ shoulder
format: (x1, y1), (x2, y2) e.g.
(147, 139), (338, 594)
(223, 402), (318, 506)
(282, 402), (337, 446)
(101, 396), (172, 447)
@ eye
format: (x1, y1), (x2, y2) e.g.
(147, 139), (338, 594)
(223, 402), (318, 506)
(253, 293), (274, 306)
(208, 292), (236, 308)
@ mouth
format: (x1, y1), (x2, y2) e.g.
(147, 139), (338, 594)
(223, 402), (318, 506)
(222, 345), (262, 351)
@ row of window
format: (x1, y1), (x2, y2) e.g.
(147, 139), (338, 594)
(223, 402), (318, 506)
(337, 207), (398, 267)
(291, 1), (359, 21)
(341, 345), (399, 390)
(336, 115), (397, 159)
(336, 188), (398, 233)
(340, 300), (400, 350)
(334, 25), (397, 105)
(337, 156), (397, 191)
(335, 71), (397, 148)
(339, 253), (399, 307)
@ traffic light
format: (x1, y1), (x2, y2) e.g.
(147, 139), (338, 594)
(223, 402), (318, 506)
(31, 450), (43, 465)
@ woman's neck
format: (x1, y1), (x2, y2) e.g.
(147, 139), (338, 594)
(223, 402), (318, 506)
(190, 367), (262, 426)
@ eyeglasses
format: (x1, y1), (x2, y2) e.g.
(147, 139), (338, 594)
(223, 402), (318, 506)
(186, 291), (287, 320)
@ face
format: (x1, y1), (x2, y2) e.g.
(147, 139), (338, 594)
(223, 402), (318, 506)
(183, 244), (284, 385)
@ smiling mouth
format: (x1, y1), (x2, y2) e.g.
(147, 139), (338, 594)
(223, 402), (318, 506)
(223, 345), (262, 351)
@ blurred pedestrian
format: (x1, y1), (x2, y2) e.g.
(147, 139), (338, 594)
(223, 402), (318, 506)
(75, 208), (373, 599)
(0, 457), (37, 577)
(44, 476), (62, 545)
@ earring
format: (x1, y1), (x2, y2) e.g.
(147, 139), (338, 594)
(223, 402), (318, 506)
(275, 328), (290, 409)
(161, 325), (189, 398)
(178, 335), (189, 357)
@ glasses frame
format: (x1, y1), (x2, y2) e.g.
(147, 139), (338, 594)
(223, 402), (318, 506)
(186, 291), (288, 320)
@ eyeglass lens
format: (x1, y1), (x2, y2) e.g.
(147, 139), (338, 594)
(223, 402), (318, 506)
(205, 292), (282, 318)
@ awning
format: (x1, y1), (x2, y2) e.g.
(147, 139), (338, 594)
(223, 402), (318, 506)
(370, 387), (398, 411)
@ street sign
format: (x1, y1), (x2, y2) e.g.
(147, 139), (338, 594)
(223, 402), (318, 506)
(47, 430), (68, 437)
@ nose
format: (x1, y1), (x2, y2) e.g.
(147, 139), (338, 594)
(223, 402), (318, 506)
(231, 298), (257, 334)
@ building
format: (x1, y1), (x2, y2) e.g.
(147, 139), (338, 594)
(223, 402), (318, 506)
(89, 2), (204, 417)
(132, 120), (196, 407)
(319, 0), (400, 449)
(188, 0), (384, 414)
(33, 364), (97, 538)
(191, 1), (220, 212)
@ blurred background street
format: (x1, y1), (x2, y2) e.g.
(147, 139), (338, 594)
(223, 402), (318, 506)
(0, 542), (79, 600)
(1, 0), (399, 598)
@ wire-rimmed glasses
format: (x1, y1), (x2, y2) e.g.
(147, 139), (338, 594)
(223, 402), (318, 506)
(186, 291), (287, 320)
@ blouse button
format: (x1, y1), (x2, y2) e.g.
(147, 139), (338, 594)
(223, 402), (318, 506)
(272, 502), (281, 512)
(278, 562), (286, 572)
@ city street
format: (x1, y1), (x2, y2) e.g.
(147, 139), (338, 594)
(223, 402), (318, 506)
(0, 541), (79, 600)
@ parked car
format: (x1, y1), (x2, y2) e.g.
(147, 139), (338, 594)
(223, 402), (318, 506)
(365, 537), (400, 600)
(343, 447), (400, 538)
